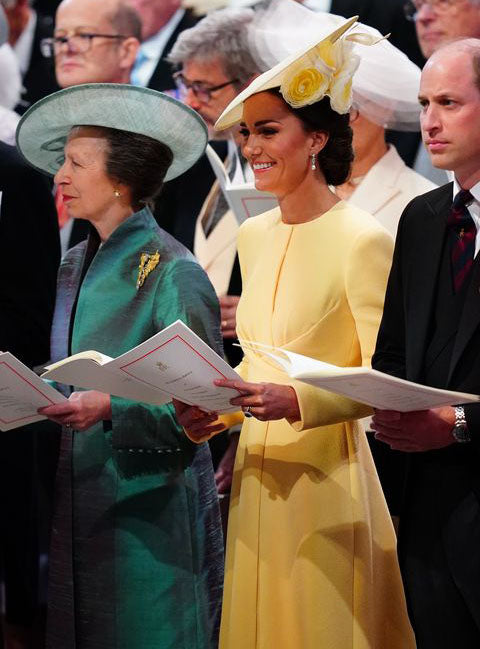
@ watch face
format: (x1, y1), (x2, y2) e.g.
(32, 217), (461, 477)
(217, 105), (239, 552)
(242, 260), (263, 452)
(453, 424), (471, 443)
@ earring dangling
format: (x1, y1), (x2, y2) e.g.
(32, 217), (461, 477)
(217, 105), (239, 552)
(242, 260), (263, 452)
(311, 153), (317, 171)
(114, 189), (121, 198)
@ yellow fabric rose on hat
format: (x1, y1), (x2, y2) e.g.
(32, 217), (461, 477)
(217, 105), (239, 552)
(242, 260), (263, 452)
(278, 30), (383, 113)
(280, 57), (333, 108)
(328, 49), (360, 114)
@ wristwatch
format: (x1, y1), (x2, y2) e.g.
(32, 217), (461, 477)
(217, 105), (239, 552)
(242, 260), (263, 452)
(451, 406), (471, 443)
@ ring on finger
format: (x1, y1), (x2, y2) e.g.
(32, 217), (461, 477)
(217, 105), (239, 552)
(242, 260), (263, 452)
(243, 406), (253, 418)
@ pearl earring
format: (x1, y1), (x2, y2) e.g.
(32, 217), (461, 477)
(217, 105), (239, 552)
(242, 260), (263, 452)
(114, 189), (121, 198)
(310, 153), (317, 171)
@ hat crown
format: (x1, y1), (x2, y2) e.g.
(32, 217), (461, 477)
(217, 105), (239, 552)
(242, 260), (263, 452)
(16, 83), (208, 182)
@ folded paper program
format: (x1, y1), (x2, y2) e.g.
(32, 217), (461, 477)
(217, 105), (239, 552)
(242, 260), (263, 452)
(239, 340), (480, 412)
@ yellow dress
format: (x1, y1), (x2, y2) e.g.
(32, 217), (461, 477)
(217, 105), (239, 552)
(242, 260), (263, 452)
(219, 203), (415, 649)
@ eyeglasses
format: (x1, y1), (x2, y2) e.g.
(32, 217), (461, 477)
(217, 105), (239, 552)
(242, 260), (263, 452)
(173, 71), (239, 104)
(40, 32), (129, 58)
(404, 0), (462, 21)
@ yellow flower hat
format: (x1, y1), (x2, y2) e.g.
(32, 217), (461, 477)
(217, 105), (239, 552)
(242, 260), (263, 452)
(215, 15), (383, 131)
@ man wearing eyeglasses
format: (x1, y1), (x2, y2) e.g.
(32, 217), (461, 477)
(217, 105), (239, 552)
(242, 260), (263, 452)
(406, 0), (480, 60)
(153, 9), (260, 499)
(47, 0), (141, 88)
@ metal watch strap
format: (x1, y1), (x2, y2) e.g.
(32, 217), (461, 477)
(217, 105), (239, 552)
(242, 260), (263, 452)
(452, 406), (471, 443)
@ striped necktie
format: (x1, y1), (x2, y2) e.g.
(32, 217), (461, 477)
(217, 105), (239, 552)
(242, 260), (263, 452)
(447, 188), (476, 293)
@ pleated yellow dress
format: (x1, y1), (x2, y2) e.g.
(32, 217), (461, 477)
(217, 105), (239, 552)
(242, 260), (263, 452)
(219, 203), (415, 649)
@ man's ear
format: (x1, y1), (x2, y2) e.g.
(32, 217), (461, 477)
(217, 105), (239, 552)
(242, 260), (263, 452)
(120, 37), (141, 72)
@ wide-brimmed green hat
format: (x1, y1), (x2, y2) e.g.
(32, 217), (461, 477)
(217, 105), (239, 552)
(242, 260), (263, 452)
(16, 83), (208, 182)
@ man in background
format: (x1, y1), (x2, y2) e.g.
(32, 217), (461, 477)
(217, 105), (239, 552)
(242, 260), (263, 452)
(408, 0), (480, 182)
(50, 0), (140, 88)
(1, 0), (58, 113)
(128, 0), (198, 89)
(164, 7), (260, 494)
(409, 0), (480, 59)
(0, 15), (60, 648)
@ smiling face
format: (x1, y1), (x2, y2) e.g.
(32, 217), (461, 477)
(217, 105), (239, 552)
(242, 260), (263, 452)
(419, 45), (480, 185)
(238, 91), (327, 199)
(54, 126), (125, 222)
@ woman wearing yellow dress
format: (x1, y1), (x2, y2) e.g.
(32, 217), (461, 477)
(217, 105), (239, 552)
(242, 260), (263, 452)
(175, 17), (415, 649)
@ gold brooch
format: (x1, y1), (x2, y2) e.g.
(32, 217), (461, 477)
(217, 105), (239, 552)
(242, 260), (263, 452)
(136, 250), (160, 290)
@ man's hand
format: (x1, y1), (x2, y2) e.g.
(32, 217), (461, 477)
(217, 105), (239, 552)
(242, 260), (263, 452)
(38, 390), (112, 431)
(371, 406), (456, 452)
(215, 432), (240, 494)
(219, 295), (240, 339)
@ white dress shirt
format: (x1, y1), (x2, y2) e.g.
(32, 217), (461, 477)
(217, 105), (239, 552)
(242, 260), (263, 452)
(13, 9), (36, 75)
(131, 8), (185, 87)
(302, 0), (332, 11)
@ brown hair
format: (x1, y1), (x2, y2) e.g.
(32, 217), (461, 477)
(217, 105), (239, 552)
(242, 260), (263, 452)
(96, 126), (173, 210)
(268, 89), (353, 186)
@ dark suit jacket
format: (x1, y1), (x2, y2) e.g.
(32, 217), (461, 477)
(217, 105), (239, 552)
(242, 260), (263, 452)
(16, 12), (59, 115)
(331, 0), (424, 167)
(331, 0), (424, 67)
(372, 182), (480, 639)
(146, 9), (199, 92)
(0, 144), (61, 627)
(0, 142), (60, 366)
(373, 182), (480, 433)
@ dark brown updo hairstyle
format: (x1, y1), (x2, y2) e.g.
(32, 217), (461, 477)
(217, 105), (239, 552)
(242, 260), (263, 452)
(268, 89), (353, 186)
(92, 126), (174, 210)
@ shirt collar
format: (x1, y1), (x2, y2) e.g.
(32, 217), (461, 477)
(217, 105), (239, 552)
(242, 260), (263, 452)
(453, 176), (480, 204)
(140, 8), (185, 61)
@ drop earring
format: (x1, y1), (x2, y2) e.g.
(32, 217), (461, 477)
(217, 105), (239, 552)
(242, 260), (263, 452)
(310, 153), (317, 171)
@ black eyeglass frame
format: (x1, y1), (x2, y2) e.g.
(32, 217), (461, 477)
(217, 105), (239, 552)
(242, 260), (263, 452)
(173, 71), (240, 103)
(40, 33), (130, 57)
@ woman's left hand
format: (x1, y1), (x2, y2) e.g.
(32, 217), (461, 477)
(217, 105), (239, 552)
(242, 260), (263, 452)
(215, 378), (300, 422)
(38, 390), (112, 431)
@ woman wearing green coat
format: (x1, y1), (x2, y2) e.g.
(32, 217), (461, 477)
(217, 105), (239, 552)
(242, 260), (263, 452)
(16, 84), (224, 649)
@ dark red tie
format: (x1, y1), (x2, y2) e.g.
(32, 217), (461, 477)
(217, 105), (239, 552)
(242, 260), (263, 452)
(447, 189), (476, 292)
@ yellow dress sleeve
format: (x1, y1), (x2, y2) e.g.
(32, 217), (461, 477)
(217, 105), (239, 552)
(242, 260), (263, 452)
(289, 226), (394, 431)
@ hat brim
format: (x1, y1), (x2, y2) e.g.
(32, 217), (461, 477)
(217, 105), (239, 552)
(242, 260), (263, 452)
(15, 83), (208, 182)
(215, 15), (358, 131)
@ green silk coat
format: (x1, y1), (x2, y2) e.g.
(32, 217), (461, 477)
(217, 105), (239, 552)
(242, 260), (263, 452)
(46, 208), (224, 649)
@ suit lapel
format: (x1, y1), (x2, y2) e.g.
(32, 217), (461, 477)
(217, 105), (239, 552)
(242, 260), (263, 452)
(448, 247), (480, 384)
(331, 0), (368, 17)
(194, 183), (238, 268)
(147, 10), (198, 91)
(407, 184), (452, 380)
